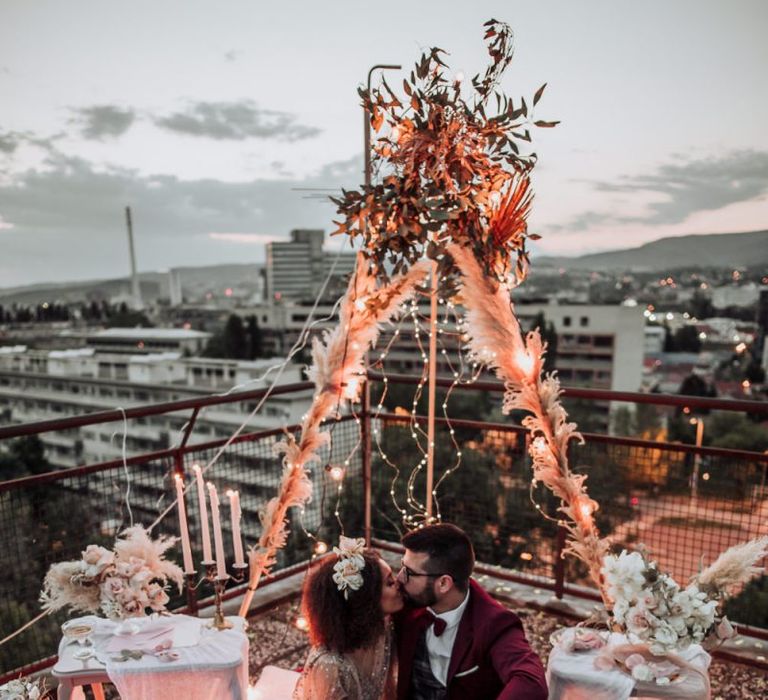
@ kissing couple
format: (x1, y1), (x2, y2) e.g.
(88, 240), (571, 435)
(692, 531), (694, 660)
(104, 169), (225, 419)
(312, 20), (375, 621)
(293, 523), (548, 699)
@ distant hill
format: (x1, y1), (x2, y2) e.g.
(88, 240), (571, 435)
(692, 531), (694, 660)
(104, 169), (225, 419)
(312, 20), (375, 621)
(2, 230), (766, 304)
(0, 263), (264, 305)
(536, 230), (768, 271)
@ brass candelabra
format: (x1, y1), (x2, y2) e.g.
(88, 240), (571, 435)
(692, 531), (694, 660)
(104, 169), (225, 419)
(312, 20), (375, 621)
(202, 561), (248, 630)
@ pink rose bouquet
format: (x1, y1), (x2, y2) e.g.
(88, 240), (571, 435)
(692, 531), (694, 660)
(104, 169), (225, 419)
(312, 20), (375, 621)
(41, 525), (183, 620)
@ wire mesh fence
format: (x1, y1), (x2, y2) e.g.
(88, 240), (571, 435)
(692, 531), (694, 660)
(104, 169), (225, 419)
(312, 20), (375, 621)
(0, 418), (363, 677)
(0, 381), (766, 679)
(369, 411), (768, 628)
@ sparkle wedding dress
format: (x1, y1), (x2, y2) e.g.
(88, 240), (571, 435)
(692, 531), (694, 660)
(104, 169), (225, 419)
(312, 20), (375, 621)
(293, 621), (396, 700)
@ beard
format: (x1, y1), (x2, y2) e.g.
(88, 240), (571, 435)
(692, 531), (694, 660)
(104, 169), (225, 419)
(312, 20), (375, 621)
(403, 584), (438, 608)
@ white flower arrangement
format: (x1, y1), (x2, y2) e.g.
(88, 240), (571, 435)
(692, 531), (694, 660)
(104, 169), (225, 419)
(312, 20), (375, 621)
(0, 676), (45, 700)
(40, 525), (183, 620)
(331, 536), (366, 599)
(603, 549), (724, 656)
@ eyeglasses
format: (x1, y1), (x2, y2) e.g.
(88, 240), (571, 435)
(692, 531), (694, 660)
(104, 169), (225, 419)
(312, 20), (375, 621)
(400, 564), (448, 583)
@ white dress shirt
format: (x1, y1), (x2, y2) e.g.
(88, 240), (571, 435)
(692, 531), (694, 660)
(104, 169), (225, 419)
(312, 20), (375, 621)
(425, 590), (470, 686)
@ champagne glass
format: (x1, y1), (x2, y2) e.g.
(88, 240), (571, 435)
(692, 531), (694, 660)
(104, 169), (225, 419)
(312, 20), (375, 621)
(62, 621), (95, 660)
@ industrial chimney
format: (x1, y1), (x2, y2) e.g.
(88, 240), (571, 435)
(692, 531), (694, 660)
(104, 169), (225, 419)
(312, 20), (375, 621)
(125, 206), (144, 310)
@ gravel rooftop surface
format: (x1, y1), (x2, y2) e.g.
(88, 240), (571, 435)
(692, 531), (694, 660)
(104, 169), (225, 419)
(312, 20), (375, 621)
(247, 602), (768, 699)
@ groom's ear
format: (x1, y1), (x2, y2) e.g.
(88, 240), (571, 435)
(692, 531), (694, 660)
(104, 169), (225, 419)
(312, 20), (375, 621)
(435, 574), (455, 594)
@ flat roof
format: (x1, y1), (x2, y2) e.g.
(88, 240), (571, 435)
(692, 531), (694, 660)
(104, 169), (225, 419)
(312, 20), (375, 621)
(88, 328), (211, 340)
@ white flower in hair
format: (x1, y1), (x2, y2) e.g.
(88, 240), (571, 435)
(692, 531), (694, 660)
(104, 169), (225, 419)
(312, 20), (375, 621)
(332, 536), (366, 599)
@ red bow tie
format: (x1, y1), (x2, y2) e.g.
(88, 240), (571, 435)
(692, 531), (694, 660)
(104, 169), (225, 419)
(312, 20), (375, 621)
(426, 611), (447, 637)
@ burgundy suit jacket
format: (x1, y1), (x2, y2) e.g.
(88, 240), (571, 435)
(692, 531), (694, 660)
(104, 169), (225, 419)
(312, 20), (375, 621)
(395, 580), (547, 700)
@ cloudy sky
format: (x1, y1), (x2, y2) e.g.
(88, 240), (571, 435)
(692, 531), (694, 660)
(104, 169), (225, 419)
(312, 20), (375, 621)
(2, 0), (767, 287)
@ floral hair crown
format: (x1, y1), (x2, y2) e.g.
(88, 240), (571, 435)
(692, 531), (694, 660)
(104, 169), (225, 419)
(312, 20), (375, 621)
(332, 536), (366, 599)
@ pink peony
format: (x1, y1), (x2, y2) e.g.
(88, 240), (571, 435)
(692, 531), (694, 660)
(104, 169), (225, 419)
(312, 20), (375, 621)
(101, 576), (125, 599)
(570, 629), (607, 652)
(553, 627), (607, 653)
(626, 606), (652, 635)
(81, 545), (115, 577)
(593, 652), (616, 671)
(624, 653), (646, 671)
(120, 597), (144, 616)
(147, 582), (170, 611)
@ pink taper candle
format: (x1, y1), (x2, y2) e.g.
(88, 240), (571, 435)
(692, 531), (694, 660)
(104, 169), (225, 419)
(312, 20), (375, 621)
(193, 464), (213, 562)
(174, 474), (195, 574)
(227, 490), (245, 566)
(207, 482), (227, 579)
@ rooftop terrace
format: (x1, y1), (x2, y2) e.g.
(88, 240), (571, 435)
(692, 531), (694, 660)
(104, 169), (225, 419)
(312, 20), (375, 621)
(0, 376), (766, 696)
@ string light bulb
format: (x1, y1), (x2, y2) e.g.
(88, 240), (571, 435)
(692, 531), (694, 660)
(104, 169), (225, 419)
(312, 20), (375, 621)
(515, 349), (535, 378)
(343, 377), (359, 400)
(328, 465), (345, 481)
(532, 436), (548, 457)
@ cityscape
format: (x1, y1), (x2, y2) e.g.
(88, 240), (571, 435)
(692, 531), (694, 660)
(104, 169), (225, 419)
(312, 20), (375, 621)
(1, 1), (767, 697)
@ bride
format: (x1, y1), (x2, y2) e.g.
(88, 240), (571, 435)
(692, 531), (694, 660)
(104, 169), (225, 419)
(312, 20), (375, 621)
(293, 537), (404, 699)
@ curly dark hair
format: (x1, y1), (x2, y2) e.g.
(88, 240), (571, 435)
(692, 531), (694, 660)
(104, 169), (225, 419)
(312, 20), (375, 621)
(301, 549), (385, 653)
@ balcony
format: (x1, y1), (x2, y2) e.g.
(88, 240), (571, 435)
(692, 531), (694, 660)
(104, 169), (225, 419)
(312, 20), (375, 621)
(0, 377), (766, 694)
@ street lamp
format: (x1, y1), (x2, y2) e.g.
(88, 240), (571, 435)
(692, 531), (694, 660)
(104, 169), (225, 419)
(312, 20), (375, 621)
(361, 63), (399, 545)
(363, 64), (401, 187)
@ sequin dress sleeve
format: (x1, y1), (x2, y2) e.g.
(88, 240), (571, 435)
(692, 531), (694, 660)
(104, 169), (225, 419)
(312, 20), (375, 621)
(293, 647), (363, 700)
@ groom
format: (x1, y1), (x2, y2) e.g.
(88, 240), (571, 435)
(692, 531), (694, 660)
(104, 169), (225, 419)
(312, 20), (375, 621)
(395, 523), (548, 700)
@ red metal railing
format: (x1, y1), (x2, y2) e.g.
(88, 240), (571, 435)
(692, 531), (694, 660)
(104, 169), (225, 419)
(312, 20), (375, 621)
(0, 376), (766, 680)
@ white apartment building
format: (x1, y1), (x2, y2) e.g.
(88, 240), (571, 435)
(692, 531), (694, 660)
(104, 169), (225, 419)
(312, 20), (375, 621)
(711, 283), (763, 309)
(85, 328), (211, 356)
(238, 299), (645, 393)
(0, 343), (313, 469)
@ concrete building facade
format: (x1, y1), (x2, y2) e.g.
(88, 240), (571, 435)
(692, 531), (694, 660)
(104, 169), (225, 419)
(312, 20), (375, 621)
(265, 229), (356, 302)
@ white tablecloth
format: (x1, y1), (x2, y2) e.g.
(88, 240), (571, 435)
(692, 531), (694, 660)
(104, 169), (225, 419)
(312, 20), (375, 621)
(547, 633), (710, 700)
(59, 614), (249, 700)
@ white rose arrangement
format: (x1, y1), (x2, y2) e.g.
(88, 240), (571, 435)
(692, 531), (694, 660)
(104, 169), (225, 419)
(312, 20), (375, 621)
(602, 550), (720, 656)
(552, 538), (767, 688)
(0, 676), (45, 700)
(331, 536), (366, 599)
(590, 539), (768, 685)
(40, 526), (183, 620)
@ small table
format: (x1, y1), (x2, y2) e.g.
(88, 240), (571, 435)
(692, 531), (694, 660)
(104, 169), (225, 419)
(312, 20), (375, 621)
(53, 615), (249, 700)
(547, 632), (710, 700)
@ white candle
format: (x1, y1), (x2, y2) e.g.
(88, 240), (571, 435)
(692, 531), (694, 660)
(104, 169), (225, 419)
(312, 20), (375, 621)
(193, 464), (213, 562)
(208, 482), (227, 579)
(174, 474), (194, 574)
(228, 490), (245, 566)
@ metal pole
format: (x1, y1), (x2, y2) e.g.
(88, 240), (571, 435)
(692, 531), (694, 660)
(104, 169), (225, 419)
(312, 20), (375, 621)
(691, 417), (704, 501)
(364, 64), (401, 187)
(361, 62), (400, 534)
(425, 263), (439, 520)
(362, 382), (373, 546)
(554, 525), (567, 600)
